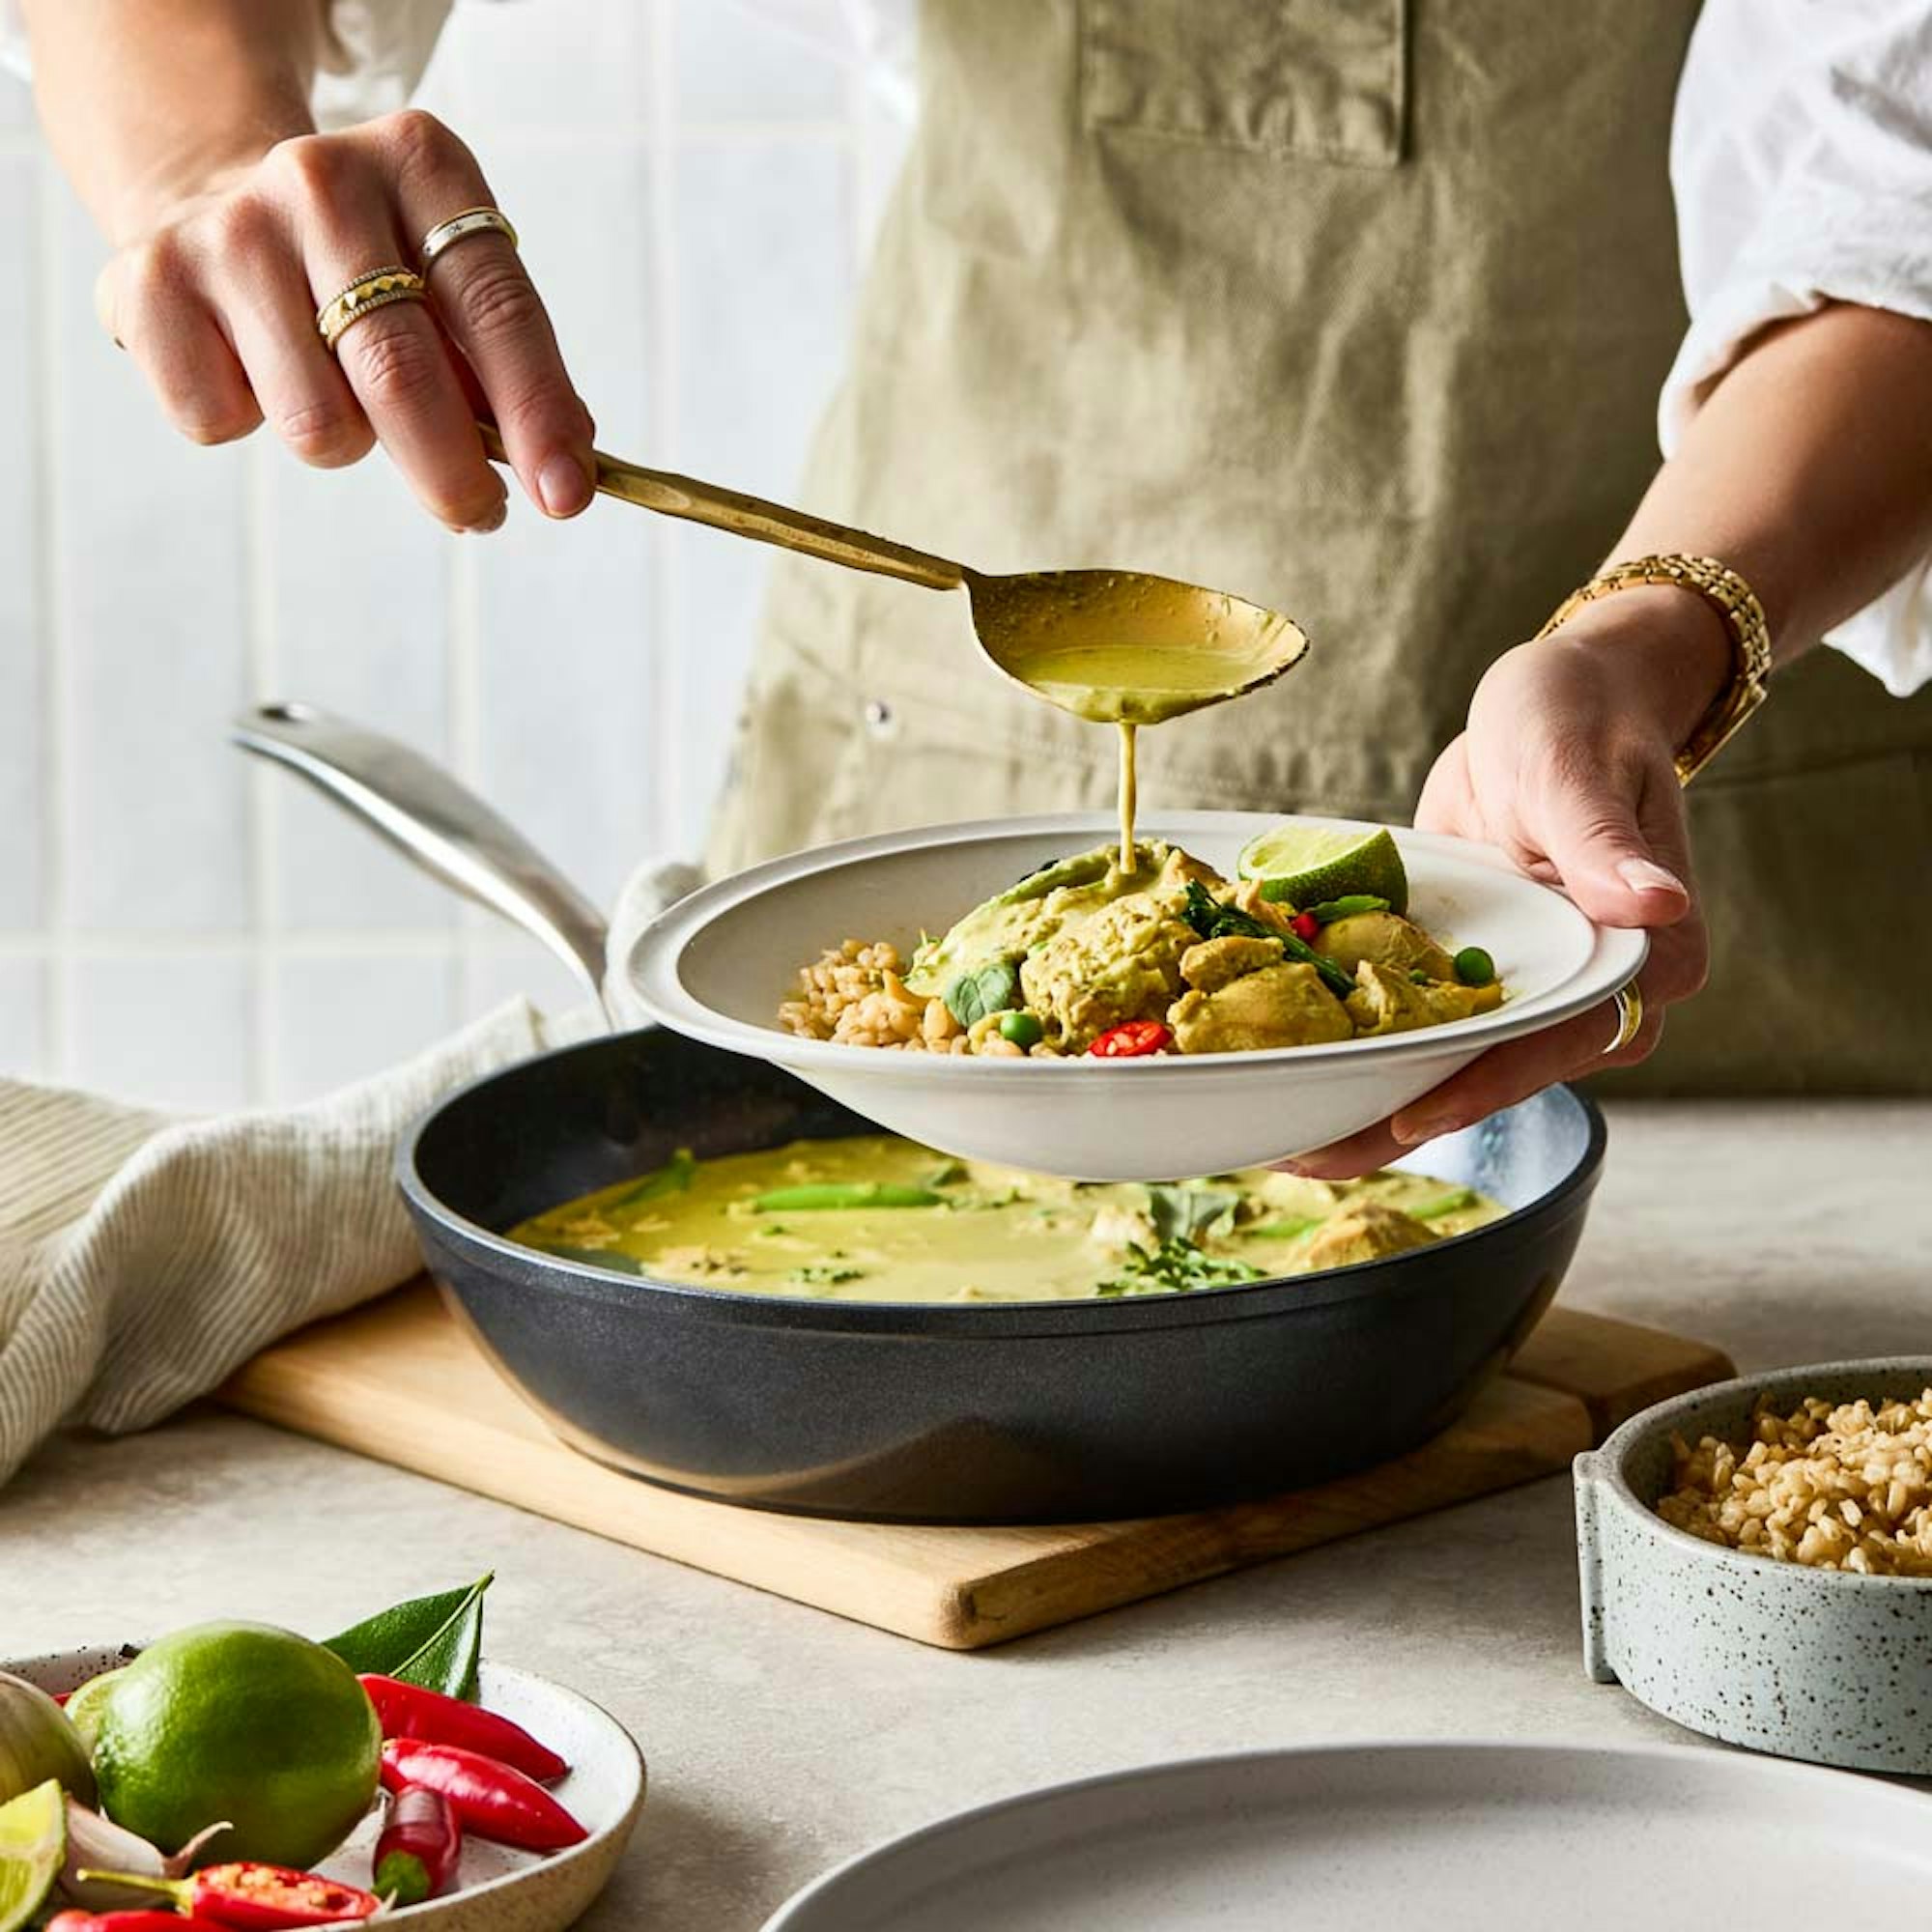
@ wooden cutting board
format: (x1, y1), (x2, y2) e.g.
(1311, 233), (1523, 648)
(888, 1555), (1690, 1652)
(218, 1284), (1731, 1650)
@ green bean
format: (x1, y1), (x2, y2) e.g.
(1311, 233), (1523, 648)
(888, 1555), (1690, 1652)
(750, 1182), (944, 1212)
(1413, 1187), (1478, 1219)
(1240, 1216), (1322, 1240)
(1305, 895), (1390, 923)
(611, 1148), (696, 1208)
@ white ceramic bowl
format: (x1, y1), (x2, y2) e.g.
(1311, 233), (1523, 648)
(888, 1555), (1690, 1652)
(5, 1650), (645, 1932)
(628, 811), (1647, 1179)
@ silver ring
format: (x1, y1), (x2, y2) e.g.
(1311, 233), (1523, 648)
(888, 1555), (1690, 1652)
(419, 207), (519, 271)
(1604, 980), (1644, 1056)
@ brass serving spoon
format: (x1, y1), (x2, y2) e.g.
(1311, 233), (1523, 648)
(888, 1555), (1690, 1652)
(479, 425), (1308, 726)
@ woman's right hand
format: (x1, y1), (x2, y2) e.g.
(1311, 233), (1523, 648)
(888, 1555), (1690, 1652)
(95, 109), (595, 533)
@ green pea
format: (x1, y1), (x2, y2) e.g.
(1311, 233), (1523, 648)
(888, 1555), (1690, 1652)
(1453, 946), (1495, 987)
(999, 1010), (1044, 1049)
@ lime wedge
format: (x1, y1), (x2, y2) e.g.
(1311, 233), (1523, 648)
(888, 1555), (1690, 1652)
(0, 1779), (66, 1932)
(1236, 823), (1409, 915)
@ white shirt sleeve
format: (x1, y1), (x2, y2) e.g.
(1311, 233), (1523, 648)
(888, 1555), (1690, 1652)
(1662, 0), (1932, 696)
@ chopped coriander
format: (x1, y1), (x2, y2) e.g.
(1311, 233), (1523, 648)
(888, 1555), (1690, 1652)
(1095, 1237), (1265, 1298)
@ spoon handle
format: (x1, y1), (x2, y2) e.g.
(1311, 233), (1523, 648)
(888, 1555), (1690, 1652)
(478, 424), (965, 593)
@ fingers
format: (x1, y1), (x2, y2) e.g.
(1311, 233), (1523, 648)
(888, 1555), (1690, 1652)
(100, 239), (262, 447)
(197, 197), (374, 471)
(273, 134), (507, 532)
(381, 111), (594, 518)
(1517, 742), (1692, 930)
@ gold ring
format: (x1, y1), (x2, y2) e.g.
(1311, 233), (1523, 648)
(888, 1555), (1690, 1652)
(418, 207), (519, 271)
(316, 266), (427, 354)
(1605, 980), (1644, 1056)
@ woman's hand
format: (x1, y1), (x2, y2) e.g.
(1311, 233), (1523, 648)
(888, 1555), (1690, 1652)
(95, 109), (595, 533)
(1290, 591), (1728, 1178)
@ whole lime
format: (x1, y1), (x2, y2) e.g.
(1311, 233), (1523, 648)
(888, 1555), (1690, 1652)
(92, 1622), (379, 1868)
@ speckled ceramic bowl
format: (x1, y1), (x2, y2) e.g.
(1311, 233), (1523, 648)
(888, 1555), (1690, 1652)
(1575, 1357), (1932, 1773)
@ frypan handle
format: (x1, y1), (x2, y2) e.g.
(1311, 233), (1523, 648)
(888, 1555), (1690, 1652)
(234, 701), (611, 1014)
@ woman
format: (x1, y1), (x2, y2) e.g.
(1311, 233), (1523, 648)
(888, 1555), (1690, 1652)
(16, 0), (1932, 1171)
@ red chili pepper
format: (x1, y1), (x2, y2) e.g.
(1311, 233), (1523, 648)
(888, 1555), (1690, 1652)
(1087, 1020), (1172, 1059)
(381, 1740), (587, 1853)
(47, 1915), (231, 1932)
(358, 1673), (569, 1782)
(1291, 911), (1321, 942)
(373, 1784), (464, 1905)
(72, 1863), (382, 1929)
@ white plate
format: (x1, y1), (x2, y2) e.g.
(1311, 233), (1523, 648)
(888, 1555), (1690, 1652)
(629, 811), (1647, 1179)
(6, 1649), (645, 1931)
(762, 1740), (1932, 1931)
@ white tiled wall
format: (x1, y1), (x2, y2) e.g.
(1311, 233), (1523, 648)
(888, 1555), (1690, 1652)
(0, 0), (908, 1110)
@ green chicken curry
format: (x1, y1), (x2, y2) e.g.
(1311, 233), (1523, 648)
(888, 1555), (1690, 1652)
(508, 1134), (1507, 1305)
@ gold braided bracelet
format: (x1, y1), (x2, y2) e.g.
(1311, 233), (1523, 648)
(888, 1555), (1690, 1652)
(1537, 553), (1772, 786)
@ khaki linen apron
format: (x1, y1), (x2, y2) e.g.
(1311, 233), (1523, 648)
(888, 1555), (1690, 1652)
(710, 0), (1932, 1094)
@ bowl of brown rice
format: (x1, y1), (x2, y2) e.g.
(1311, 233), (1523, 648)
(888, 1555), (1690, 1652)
(1576, 1356), (1932, 1773)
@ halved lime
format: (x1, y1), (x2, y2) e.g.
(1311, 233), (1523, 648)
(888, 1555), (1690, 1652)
(0, 1779), (66, 1932)
(1236, 823), (1408, 915)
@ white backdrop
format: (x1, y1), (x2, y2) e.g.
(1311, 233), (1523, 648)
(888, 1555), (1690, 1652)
(0, 0), (908, 1108)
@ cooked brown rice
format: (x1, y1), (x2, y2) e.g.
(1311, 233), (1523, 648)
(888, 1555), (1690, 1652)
(777, 940), (1055, 1056)
(1656, 1390), (1932, 1577)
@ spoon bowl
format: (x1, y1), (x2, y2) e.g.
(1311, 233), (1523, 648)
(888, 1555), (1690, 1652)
(964, 570), (1309, 724)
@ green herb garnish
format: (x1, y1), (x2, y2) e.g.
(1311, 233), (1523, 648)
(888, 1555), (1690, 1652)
(788, 1263), (866, 1286)
(1095, 1237), (1265, 1298)
(944, 959), (1021, 1028)
(1146, 1182), (1243, 1246)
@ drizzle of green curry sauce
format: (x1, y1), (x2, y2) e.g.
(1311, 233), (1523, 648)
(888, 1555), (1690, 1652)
(508, 1134), (1505, 1306)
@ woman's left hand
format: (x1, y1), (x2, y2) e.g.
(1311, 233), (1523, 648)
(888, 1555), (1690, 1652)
(1289, 592), (1725, 1178)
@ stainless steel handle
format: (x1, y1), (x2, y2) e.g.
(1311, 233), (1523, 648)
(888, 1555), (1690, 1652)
(234, 701), (611, 1016)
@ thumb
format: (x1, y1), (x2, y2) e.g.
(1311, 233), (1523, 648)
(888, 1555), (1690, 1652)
(1532, 759), (1691, 928)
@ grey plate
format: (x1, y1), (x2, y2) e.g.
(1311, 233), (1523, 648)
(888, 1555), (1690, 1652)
(761, 1741), (1932, 1930)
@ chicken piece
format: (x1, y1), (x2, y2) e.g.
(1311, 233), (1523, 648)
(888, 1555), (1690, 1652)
(1347, 960), (1505, 1037)
(1302, 1201), (1439, 1270)
(1168, 961), (1354, 1054)
(1179, 934), (1287, 993)
(1318, 911), (1457, 982)
(1019, 893), (1197, 1050)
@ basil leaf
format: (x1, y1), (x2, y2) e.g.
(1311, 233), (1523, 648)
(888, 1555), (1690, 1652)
(1304, 895), (1389, 923)
(1145, 1183), (1242, 1246)
(944, 959), (1020, 1029)
(324, 1574), (492, 1700)
(612, 1148), (696, 1208)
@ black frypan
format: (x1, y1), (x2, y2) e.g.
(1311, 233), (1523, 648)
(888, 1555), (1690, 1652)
(239, 704), (1609, 1524)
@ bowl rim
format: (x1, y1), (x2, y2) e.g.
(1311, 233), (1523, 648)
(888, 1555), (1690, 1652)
(623, 810), (1649, 1079)
(397, 1033), (1607, 1333)
(1579, 1354), (1932, 1590)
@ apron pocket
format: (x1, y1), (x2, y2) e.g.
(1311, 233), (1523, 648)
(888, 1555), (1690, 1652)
(1079, 0), (1406, 166)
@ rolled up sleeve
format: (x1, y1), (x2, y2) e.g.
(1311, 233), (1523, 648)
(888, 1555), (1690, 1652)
(1663, 0), (1932, 696)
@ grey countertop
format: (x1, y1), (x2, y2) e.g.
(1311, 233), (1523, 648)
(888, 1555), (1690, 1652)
(5, 1098), (1927, 1927)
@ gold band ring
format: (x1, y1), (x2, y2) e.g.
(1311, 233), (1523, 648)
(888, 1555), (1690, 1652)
(316, 266), (428, 354)
(418, 207), (519, 271)
(1605, 980), (1644, 1056)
